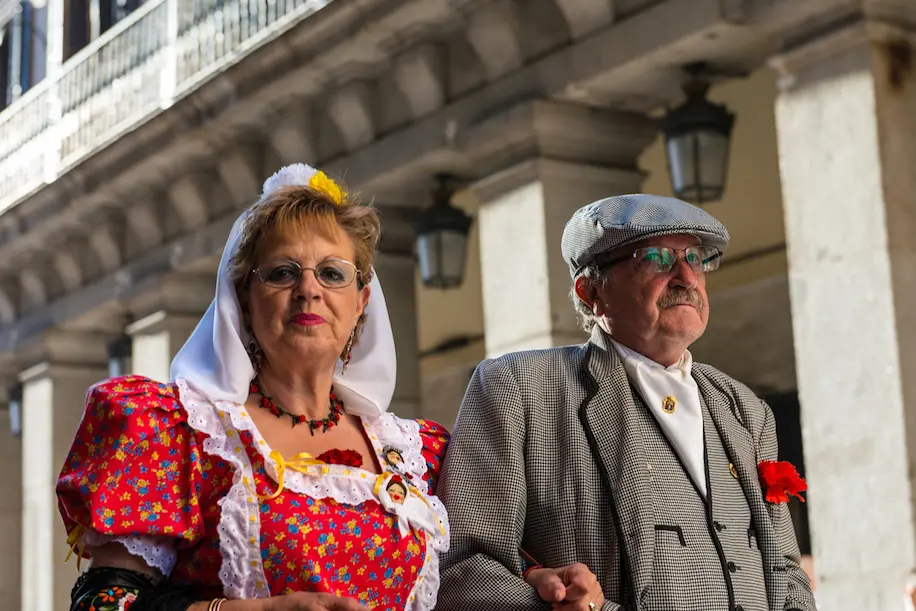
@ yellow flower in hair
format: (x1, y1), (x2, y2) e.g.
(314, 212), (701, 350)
(308, 170), (346, 206)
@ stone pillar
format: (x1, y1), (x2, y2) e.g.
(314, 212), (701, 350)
(125, 274), (215, 381)
(466, 101), (656, 357)
(126, 310), (201, 382)
(0, 384), (22, 611)
(471, 154), (652, 357)
(17, 334), (108, 611)
(375, 251), (421, 419)
(770, 17), (916, 609)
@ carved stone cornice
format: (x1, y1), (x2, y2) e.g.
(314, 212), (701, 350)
(769, 12), (916, 90)
(14, 329), (111, 374)
(0, 0), (879, 362)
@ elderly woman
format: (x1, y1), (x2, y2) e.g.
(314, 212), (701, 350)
(57, 164), (450, 611)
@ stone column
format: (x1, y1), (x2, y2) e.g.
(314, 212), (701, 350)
(468, 102), (656, 357)
(125, 274), (215, 381)
(0, 383), (22, 611)
(770, 17), (916, 609)
(375, 251), (421, 420)
(126, 310), (202, 382)
(18, 334), (109, 611)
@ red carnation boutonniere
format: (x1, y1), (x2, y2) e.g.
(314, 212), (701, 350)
(758, 460), (807, 504)
(316, 449), (364, 468)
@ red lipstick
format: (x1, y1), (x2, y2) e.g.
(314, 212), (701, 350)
(290, 313), (325, 326)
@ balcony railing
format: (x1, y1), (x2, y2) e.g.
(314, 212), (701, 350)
(0, 0), (332, 215)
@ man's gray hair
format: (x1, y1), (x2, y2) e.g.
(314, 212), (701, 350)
(569, 265), (609, 333)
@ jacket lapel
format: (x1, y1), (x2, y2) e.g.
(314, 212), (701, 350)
(694, 373), (756, 474)
(579, 327), (655, 607)
(693, 369), (787, 611)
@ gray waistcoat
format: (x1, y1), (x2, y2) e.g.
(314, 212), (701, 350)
(639, 393), (770, 611)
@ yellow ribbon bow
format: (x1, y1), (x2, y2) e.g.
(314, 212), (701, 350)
(262, 450), (329, 501)
(264, 453), (446, 537)
(65, 524), (86, 570)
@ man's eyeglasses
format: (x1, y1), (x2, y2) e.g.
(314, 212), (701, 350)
(252, 259), (360, 289)
(597, 245), (723, 274)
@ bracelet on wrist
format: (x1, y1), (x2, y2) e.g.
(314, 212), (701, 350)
(207, 599), (228, 611)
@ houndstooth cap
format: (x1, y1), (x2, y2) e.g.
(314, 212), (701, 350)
(561, 194), (730, 278)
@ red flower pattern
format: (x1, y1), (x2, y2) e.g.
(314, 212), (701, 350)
(758, 460), (807, 504)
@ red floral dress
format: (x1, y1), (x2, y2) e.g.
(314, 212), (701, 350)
(57, 376), (451, 610)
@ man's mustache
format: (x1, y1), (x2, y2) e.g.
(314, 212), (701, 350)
(658, 287), (705, 312)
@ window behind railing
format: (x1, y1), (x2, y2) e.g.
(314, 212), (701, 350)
(0, 1), (48, 106)
(64, 0), (91, 60)
(64, 0), (151, 60)
(101, 0), (149, 35)
(0, 23), (9, 110)
(19, 2), (47, 91)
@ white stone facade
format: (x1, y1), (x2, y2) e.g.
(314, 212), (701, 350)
(0, 0), (913, 609)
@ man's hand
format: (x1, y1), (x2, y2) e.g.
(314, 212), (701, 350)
(525, 563), (605, 611)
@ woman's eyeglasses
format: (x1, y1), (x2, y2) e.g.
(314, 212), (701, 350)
(598, 245), (722, 274)
(252, 259), (360, 289)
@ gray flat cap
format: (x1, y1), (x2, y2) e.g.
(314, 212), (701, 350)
(561, 194), (730, 277)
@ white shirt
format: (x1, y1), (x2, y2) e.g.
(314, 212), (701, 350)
(611, 339), (707, 498)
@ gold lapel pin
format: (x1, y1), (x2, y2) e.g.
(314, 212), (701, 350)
(729, 463), (739, 479)
(662, 396), (677, 414)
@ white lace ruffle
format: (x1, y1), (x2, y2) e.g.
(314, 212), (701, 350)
(80, 528), (177, 576)
(176, 377), (449, 610)
(408, 533), (442, 610)
(176, 378), (271, 600)
(405, 492), (450, 610)
(366, 415), (429, 493)
(236, 401), (434, 508)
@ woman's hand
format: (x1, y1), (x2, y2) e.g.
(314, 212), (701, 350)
(260, 592), (366, 611)
(525, 563), (606, 611)
(199, 593), (364, 611)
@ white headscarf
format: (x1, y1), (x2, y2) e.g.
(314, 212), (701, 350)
(169, 164), (397, 418)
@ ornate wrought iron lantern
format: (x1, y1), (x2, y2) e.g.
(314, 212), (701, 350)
(414, 174), (473, 289)
(661, 64), (736, 204)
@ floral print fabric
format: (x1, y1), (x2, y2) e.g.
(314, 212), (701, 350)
(57, 376), (450, 610)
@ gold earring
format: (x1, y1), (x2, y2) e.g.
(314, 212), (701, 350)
(341, 329), (356, 373)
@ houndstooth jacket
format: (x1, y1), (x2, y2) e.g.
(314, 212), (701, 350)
(436, 327), (815, 611)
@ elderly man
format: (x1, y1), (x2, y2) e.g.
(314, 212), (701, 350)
(437, 195), (815, 611)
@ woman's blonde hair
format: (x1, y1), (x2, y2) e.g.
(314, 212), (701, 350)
(228, 182), (380, 343)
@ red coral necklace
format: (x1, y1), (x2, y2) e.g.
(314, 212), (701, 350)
(250, 378), (343, 435)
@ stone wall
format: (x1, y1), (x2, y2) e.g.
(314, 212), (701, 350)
(693, 273), (797, 395)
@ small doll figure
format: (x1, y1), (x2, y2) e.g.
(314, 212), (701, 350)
(377, 473), (443, 537)
(386, 478), (407, 505)
(383, 445), (404, 469)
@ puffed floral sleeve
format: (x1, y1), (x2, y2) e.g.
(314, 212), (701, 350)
(57, 375), (206, 577)
(416, 419), (450, 494)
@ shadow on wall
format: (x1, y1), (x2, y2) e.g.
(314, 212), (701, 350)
(691, 273), (796, 395)
(420, 363), (479, 431)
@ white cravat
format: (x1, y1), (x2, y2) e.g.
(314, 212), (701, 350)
(611, 339), (707, 498)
